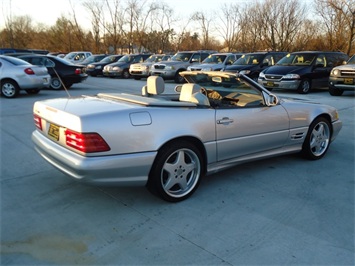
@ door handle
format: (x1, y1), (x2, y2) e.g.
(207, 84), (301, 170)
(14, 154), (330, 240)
(217, 117), (234, 124)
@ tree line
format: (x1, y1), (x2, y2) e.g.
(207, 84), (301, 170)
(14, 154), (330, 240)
(1, 0), (354, 56)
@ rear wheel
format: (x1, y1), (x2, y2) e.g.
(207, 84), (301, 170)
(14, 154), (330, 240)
(1, 80), (19, 98)
(50, 77), (63, 90)
(302, 117), (331, 160)
(297, 79), (311, 94)
(147, 140), (203, 202)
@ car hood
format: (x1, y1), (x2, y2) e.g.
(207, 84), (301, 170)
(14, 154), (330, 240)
(264, 65), (311, 75)
(155, 60), (186, 66)
(195, 63), (224, 68)
(333, 64), (355, 70)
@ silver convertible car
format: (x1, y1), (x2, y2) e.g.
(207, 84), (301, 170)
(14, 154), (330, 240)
(31, 71), (342, 202)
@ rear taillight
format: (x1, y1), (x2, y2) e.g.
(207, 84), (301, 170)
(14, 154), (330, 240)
(75, 68), (82, 75)
(33, 114), (43, 130)
(25, 68), (35, 75)
(65, 129), (110, 153)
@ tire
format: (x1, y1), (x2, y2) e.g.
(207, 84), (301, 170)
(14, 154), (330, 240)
(302, 117), (331, 160)
(147, 140), (203, 202)
(329, 85), (343, 96)
(122, 69), (130, 79)
(1, 80), (19, 98)
(25, 89), (40, 95)
(297, 79), (311, 94)
(50, 77), (63, 90)
(174, 70), (185, 83)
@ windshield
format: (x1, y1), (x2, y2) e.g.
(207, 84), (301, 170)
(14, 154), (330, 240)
(64, 52), (76, 60)
(233, 54), (264, 65)
(144, 55), (164, 63)
(202, 54), (227, 64)
(118, 55), (134, 63)
(171, 52), (193, 62)
(347, 55), (355, 64)
(277, 53), (315, 66)
(101, 55), (119, 63)
(182, 73), (265, 108)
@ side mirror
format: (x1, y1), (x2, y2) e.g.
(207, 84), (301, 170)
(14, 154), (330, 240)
(264, 92), (279, 106)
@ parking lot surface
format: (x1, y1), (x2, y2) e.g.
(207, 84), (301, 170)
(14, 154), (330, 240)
(1, 77), (354, 265)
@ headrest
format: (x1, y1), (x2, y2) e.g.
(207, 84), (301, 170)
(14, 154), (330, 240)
(147, 76), (164, 95)
(179, 83), (202, 102)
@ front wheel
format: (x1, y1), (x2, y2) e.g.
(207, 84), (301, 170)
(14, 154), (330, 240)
(147, 141), (204, 202)
(174, 70), (185, 83)
(302, 117), (331, 160)
(297, 79), (311, 94)
(122, 69), (130, 79)
(329, 86), (343, 96)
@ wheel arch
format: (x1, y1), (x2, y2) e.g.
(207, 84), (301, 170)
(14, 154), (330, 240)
(1, 78), (19, 88)
(156, 136), (208, 174)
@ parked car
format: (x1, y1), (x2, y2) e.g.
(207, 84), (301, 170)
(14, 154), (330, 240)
(328, 54), (355, 96)
(187, 53), (243, 71)
(63, 51), (92, 63)
(222, 51), (287, 81)
(102, 54), (151, 78)
(86, 55), (123, 77)
(80, 54), (108, 66)
(258, 51), (349, 94)
(18, 54), (88, 90)
(0, 55), (50, 98)
(129, 54), (172, 80)
(31, 71), (342, 202)
(151, 50), (216, 83)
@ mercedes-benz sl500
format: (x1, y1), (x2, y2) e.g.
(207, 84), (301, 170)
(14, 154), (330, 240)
(31, 72), (342, 202)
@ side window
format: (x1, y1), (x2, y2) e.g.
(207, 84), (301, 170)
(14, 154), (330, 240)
(262, 55), (273, 66)
(32, 58), (44, 66)
(191, 53), (202, 63)
(315, 54), (326, 67)
(45, 59), (55, 67)
(226, 55), (235, 65)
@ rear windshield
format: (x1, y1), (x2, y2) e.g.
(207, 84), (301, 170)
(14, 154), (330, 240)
(1, 56), (31, 66)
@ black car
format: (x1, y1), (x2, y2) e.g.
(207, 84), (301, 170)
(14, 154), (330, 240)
(222, 51), (287, 81)
(103, 54), (152, 78)
(258, 51), (349, 94)
(80, 54), (108, 66)
(18, 54), (88, 90)
(86, 55), (123, 77)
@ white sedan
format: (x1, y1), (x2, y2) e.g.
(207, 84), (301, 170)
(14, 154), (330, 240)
(0, 55), (51, 98)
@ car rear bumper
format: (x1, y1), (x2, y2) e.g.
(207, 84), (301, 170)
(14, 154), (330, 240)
(19, 74), (51, 89)
(32, 130), (156, 186)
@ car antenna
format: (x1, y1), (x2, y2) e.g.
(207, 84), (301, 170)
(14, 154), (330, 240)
(52, 68), (71, 97)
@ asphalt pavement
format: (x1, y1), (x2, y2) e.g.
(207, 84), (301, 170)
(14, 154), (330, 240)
(1, 77), (354, 265)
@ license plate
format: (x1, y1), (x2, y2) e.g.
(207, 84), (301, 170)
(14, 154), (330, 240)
(266, 81), (275, 87)
(48, 123), (60, 141)
(344, 78), (354, 85)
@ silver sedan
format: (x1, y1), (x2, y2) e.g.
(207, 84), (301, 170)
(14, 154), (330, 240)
(31, 72), (342, 202)
(0, 55), (51, 98)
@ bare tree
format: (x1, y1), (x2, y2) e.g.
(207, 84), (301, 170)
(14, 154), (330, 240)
(191, 11), (214, 49)
(216, 3), (242, 51)
(315, 0), (355, 55)
(258, 0), (306, 51)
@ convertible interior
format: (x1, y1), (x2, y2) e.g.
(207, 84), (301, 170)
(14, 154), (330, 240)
(98, 75), (265, 108)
